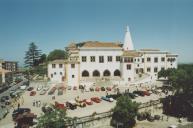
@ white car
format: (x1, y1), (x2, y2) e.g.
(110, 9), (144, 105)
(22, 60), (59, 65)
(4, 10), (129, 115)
(20, 85), (27, 90)
(168, 125), (177, 128)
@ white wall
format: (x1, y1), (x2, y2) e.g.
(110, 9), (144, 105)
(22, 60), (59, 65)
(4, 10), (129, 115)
(79, 48), (122, 78)
(66, 63), (79, 87)
(48, 63), (65, 83)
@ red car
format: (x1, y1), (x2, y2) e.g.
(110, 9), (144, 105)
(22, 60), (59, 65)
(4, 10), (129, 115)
(73, 86), (77, 90)
(106, 87), (112, 91)
(30, 91), (36, 96)
(83, 99), (93, 105)
(95, 87), (100, 92)
(91, 97), (101, 103)
(142, 91), (151, 96)
(55, 101), (66, 110)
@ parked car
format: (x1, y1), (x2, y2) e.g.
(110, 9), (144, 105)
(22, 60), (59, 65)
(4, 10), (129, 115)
(90, 87), (94, 92)
(37, 86), (43, 91)
(106, 94), (122, 100)
(27, 87), (34, 91)
(55, 101), (66, 110)
(42, 105), (53, 113)
(101, 96), (114, 102)
(12, 108), (31, 120)
(75, 97), (86, 107)
(1, 96), (9, 102)
(142, 91), (151, 96)
(95, 87), (100, 92)
(43, 86), (50, 91)
(101, 87), (105, 91)
(48, 87), (57, 95)
(73, 86), (77, 90)
(133, 91), (145, 97)
(124, 92), (136, 99)
(91, 97), (101, 103)
(20, 85), (27, 90)
(67, 86), (72, 90)
(66, 101), (77, 110)
(30, 91), (36, 96)
(106, 87), (111, 91)
(39, 90), (46, 95)
(1, 96), (10, 105)
(83, 99), (93, 105)
(168, 125), (177, 128)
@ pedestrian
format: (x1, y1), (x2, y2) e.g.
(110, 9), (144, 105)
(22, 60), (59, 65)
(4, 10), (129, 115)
(36, 100), (38, 107)
(17, 103), (20, 109)
(33, 100), (35, 107)
(38, 100), (41, 107)
(161, 115), (163, 121)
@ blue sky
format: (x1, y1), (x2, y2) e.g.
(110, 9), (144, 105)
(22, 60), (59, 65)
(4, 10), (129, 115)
(0, 0), (193, 66)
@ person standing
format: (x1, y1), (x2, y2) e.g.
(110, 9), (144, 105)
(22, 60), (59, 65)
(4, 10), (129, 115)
(33, 100), (35, 107)
(17, 103), (20, 110)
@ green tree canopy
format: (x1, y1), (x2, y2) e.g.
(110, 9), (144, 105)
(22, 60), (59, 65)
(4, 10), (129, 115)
(47, 49), (68, 61)
(111, 96), (139, 128)
(24, 42), (42, 68)
(159, 65), (193, 95)
(37, 106), (70, 128)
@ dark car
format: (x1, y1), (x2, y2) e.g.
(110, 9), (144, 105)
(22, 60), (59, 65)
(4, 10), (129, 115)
(124, 92), (136, 99)
(1, 96), (10, 102)
(133, 91), (145, 97)
(12, 108), (31, 120)
(66, 101), (77, 110)
(27, 87), (34, 91)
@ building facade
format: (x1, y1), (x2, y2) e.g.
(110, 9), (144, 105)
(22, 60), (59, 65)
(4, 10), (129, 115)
(48, 27), (178, 87)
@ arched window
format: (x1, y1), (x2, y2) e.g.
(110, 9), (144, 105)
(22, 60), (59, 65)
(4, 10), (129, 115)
(114, 69), (121, 76)
(103, 70), (111, 76)
(82, 70), (89, 77)
(93, 70), (100, 77)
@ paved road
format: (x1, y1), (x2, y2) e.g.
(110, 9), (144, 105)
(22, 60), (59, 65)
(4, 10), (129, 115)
(0, 77), (28, 119)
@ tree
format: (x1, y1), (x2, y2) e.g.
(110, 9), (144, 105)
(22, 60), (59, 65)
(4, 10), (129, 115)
(24, 42), (41, 68)
(38, 54), (47, 64)
(37, 106), (70, 128)
(111, 96), (139, 128)
(47, 49), (68, 61)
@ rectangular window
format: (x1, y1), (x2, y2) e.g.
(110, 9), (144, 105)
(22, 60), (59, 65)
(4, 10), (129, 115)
(51, 74), (53, 78)
(138, 58), (140, 62)
(72, 75), (74, 78)
(99, 56), (104, 63)
(71, 64), (75, 68)
(107, 56), (112, 62)
(161, 67), (165, 70)
(52, 64), (56, 68)
(127, 64), (131, 70)
(154, 57), (158, 63)
(147, 67), (151, 72)
(116, 56), (121, 61)
(90, 56), (95, 62)
(82, 56), (87, 62)
(142, 58), (144, 63)
(59, 64), (63, 68)
(154, 67), (158, 73)
(147, 57), (151, 62)
(161, 57), (165, 62)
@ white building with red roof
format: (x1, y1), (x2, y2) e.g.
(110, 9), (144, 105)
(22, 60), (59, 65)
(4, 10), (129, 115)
(48, 27), (178, 87)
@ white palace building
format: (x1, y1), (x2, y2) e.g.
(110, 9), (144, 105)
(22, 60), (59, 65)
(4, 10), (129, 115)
(48, 26), (178, 87)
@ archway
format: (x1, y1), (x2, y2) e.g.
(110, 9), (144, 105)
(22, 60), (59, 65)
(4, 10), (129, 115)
(114, 69), (121, 76)
(103, 70), (111, 76)
(93, 70), (100, 77)
(82, 70), (89, 77)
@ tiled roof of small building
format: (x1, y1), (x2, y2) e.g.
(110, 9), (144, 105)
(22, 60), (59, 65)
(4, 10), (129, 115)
(49, 59), (67, 64)
(122, 50), (142, 57)
(140, 49), (160, 51)
(79, 41), (122, 48)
